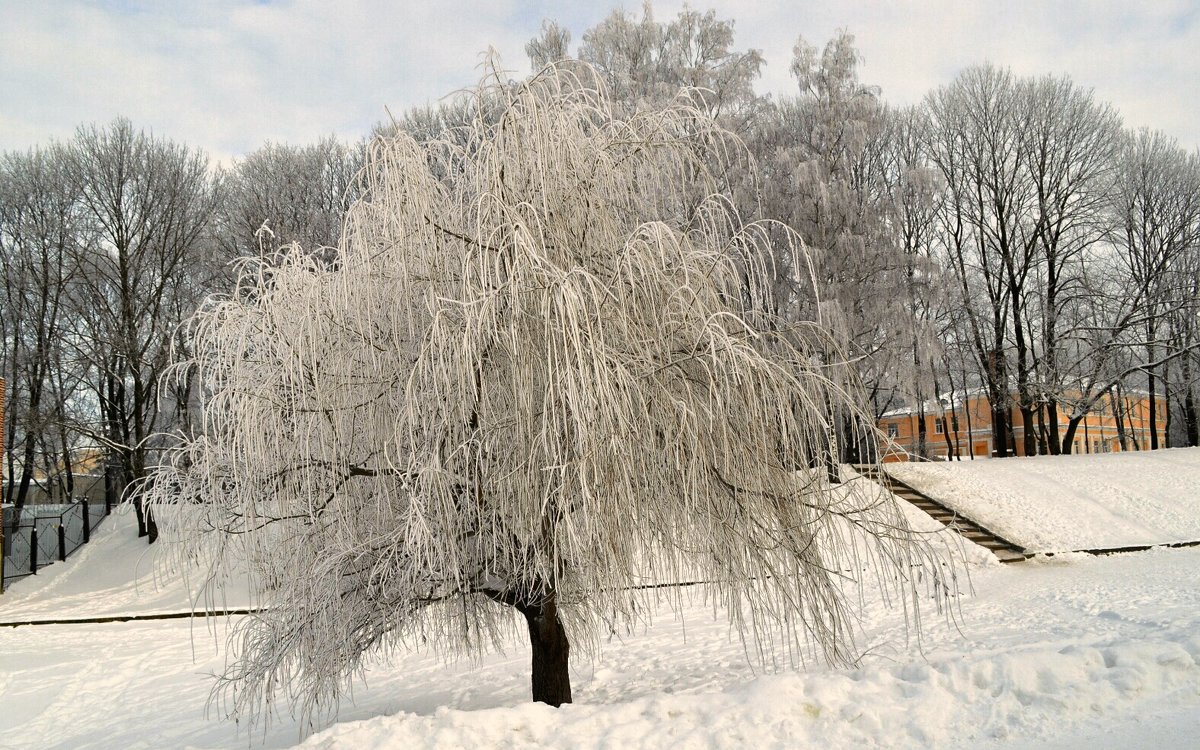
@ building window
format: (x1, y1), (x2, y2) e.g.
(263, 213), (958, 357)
(934, 418), (944, 434)
(887, 422), (899, 438)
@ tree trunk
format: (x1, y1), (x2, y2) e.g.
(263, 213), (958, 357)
(145, 504), (158, 544)
(1019, 404), (1036, 457)
(522, 595), (572, 707)
(1111, 388), (1129, 451)
(1035, 403), (1049, 455)
(1185, 384), (1199, 447)
(916, 405), (927, 459)
(133, 499), (147, 537)
(1148, 367), (1159, 450)
(1147, 330), (1159, 450)
(1045, 400), (1061, 455)
(1163, 356), (1173, 448)
(993, 402), (1010, 458)
(1061, 415), (1083, 453)
(942, 412), (958, 460)
(14, 438), (36, 508)
(986, 350), (1009, 457)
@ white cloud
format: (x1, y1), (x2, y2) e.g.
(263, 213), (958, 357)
(1, 0), (1196, 163)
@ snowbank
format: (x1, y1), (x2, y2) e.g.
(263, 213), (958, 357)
(887, 448), (1200, 552)
(297, 632), (1200, 749)
(282, 547), (1200, 749)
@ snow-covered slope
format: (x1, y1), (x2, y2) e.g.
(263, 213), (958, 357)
(1, 510), (251, 622)
(887, 448), (1200, 552)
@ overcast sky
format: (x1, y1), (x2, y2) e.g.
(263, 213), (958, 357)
(2, 1), (1197, 163)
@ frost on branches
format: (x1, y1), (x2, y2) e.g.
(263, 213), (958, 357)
(147, 61), (953, 727)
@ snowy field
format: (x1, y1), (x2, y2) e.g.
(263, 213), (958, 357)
(1, 456), (1199, 749)
(888, 447), (1200, 552)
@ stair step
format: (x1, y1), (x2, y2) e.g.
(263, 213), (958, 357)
(925, 510), (958, 519)
(995, 550), (1030, 563)
(861, 472), (1028, 564)
(976, 540), (1013, 549)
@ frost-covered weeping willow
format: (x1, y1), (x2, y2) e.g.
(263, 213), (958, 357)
(148, 61), (953, 723)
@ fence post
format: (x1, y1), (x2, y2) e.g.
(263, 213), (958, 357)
(82, 500), (91, 543)
(58, 523), (67, 562)
(30, 527), (38, 575)
(1, 527), (5, 594)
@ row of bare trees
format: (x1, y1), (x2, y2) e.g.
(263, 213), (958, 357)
(529, 6), (1200, 459)
(915, 66), (1200, 457)
(4, 4), (1199, 529)
(0, 122), (361, 533)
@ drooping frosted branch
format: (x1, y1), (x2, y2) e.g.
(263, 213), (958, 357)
(147, 58), (954, 728)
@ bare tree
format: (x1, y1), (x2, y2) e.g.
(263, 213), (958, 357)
(0, 145), (88, 506)
(70, 118), (219, 540)
(1018, 75), (1123, 454)
(926, 65), (1037, 457)
(217, 136), (362, 266)
(1110, 129), (1200, 449)
(877, 104), (949, 456)
(147, 61), (950, 726)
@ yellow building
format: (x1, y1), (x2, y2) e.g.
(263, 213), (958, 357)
(879, 390), (1164, 461)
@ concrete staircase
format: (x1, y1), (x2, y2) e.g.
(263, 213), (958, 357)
(856, 465), (1031, 564)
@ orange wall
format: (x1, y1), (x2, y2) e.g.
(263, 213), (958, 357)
(879, 392), (1165, 461)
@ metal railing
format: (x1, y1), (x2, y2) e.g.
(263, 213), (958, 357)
(2, 500), (111, 590)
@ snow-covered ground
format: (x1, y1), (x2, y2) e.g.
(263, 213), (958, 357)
(1, 508), (253, 623)
(1, 454), (1199, 749)
(888, 447), (1200, 552)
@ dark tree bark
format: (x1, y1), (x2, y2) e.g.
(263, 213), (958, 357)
(521, 594), (572, 707)
(1148, 364), (1159, 450)
(1017, 404), (1036, 456)
(987, 350), (1011, 458)
(941, 414), (958, 459)
(1109, 388), (1126, 450)
(1061, 414), (1084, 453)
(1046, 399), (1063, 454)
(1185, 384), (1199, 447)
(916, 405), (928, 459)
(1035, 404), (1050, 455)
(145, 504), (158, 543)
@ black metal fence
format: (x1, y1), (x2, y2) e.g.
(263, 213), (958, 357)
(2, 500), (110, 589)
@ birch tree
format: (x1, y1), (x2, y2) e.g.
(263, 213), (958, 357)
(147, 62), (950, 724)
